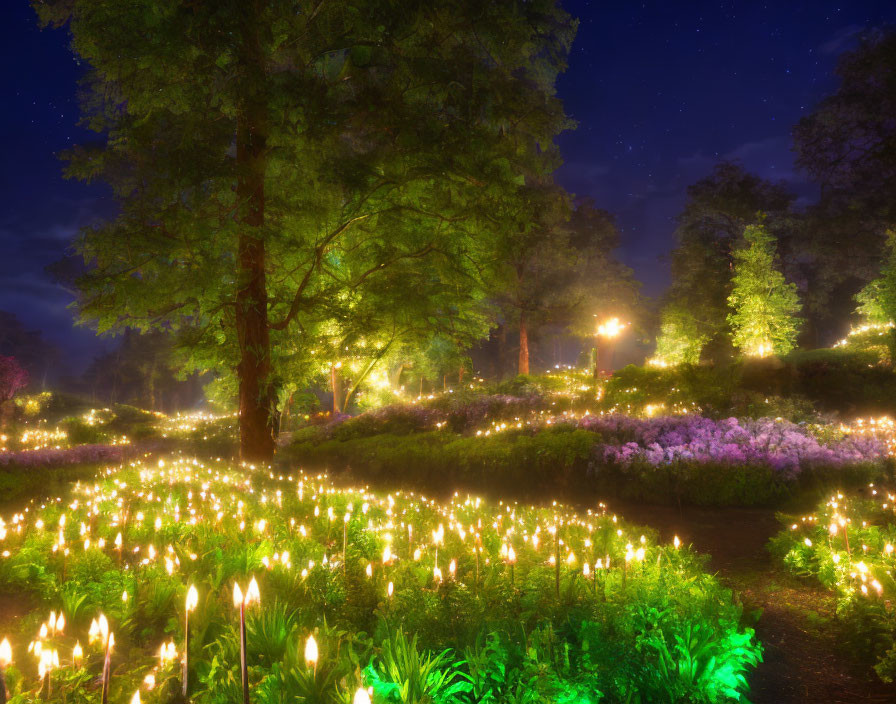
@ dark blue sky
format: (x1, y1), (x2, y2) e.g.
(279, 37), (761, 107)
(2, 1), (896, 372)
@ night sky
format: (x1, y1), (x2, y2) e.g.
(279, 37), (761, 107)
(3, 1), (896, 372)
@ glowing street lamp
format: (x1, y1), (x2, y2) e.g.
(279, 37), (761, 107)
(594, 317), (628, 377)
(597, 317), (625, 339)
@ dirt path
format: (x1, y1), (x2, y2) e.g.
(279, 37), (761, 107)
(615, 502), (896, 704)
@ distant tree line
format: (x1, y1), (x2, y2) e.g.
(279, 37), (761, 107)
(653, 29), (896, 365)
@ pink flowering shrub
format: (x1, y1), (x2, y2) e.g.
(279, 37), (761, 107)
(579, 415), (885, 474)
(0, 356), (28, 402)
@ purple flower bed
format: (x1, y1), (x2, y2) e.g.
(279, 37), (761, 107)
(0, 443), (133, 468)
(578, 415), (886, 473)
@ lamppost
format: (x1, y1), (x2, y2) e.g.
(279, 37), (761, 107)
(593, 317), (627, 378)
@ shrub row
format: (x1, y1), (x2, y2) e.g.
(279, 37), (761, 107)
(606, 349), (896, 420)
(286, 427), (891, 507)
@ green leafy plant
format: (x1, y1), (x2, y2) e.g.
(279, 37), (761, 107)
(365, 629), (471, 703)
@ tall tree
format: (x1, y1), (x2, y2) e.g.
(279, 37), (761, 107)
(794, 29), (896, 229)
(492, 184), (571, 376)
(662, 162), (794, 363)
(37, 0), (576, 460)
(727, 222), (801, 357)
(793, 29), (896, 338)
(493, 194), (637, 376)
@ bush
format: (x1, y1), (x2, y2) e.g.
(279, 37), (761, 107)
(770, 485), (896, 682)
(605, 351), (896, 420)
(289, 427), (597, 495)
(287, 417), (892, 507)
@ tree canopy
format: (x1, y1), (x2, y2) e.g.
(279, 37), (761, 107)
(659, 162), (794, 363)
(37, 0), (577, 459)
(727, 222), (801, 357)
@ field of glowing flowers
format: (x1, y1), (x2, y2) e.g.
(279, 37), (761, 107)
(0, 456), (762, 704)
(770, 484), (896, 682)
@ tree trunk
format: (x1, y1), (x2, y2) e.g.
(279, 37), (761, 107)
(147, 362), (156, 411)
(391, 363), (406, 390)
(235, 84), (274, 462)
(331, 364), (341, 414)
(518, 311), (530, 376)
(495, 324), (507, 381)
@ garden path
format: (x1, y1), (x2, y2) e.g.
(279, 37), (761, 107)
(616, 502), (896, 704)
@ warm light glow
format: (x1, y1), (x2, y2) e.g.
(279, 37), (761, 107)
(246, 577), (260, 605)
(0, 638), (11, 667)
(597, 317), (626, 339)
(186, 584), (199, 612)
(304, 635), (318, 666)
(97, 614), (110, 645)
(232, 583), (243, 608)
(353, 688), (372, 704)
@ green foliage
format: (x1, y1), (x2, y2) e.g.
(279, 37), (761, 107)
(288, 419), (890, 508)
(771, 485), (896, 682)
(0, 457), (763, 704)
(652, 305), (708, 366)
(603, 351), (896, 420)
(727, 222), (801, 357)
(36, 0), (577, 456)
(663, 163), (795, 364)
(366, 630), (470, 703)
(853, 230), (896, 359)
(629, 609), (761, 702)
(856, 279), (891, 326)
(288, 428), (597, 496)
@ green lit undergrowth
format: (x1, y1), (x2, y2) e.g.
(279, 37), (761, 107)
(0, 456), (760, 703)
(769, 485), (896, 682)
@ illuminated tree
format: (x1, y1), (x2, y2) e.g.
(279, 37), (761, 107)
(853, 230), (896, 361)
(727, 222), (801, 357)
(665, 163), (794, 362)
(651, 304), (708, 366)
(855, 280), (890, 326)
(36, 0), (575, 459)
